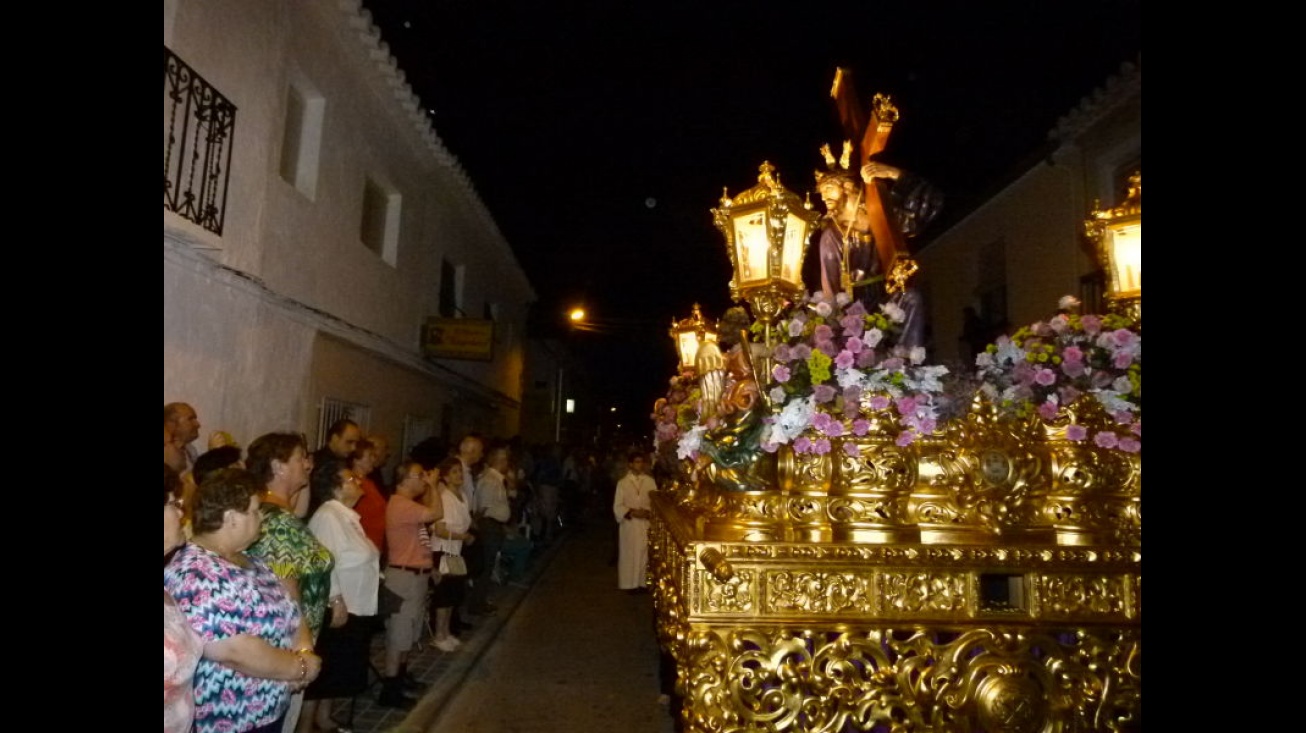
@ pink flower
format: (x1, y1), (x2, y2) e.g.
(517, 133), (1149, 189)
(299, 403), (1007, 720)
(1130, 421), (1141, 436)
(1066, 424), (1087, 441)
(814, 324), (834, 343)
(895, 396), (918, 415)
(1034, 367), (1057, 387)
(813, 384), (838, 403)
(793, 344), (812, 360)
(855, 349), (877, 368)
(772, 344), (793, 363)
(812, 438), (832, 455)
(811, 412), (834, 432)
(1113, 351), (1134, 369)
(1093, 431), (1120, 449)
(822, 420), (845, 438)
(772, 364), (791, 383)
(842, 441), (860, 457)
(895, 430), (917, 447)
(1079, 315), (1102, 334)
(1112, 410), (1133, 425)
(761, 441), (779, 453)
(1061, 360), (1087, 378)
(835, 350), (855, 369)
(845, 336), (864, 354)
(868, 394), (890, 411)
(794, 436), (812, 453)
(1108, 328), (1138, 348)
(840, 314), (864, 337)
(852, 419), (871, 436)
(1037, 401), (1059, 420)
(1117, 438), (1141, 453)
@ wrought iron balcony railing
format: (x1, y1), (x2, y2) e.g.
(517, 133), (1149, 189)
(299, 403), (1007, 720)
(164, 46), (236, 236)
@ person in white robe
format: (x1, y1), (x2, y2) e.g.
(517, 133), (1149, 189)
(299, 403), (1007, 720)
(613, 451), (657, 591)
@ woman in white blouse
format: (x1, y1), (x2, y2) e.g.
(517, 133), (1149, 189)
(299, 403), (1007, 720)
(429, 456), (475, 653)
(300, 458), (381, 733)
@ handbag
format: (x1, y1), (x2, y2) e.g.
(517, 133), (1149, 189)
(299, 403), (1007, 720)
(438, 552), (468, 577)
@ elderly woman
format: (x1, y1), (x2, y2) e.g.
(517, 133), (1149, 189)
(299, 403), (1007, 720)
(299, 458), (381, 733)
(245, 433), (335, 732)
(429, 456), (475, 652)
(165, 464), (202, 733)
(164, 468), (322, 733)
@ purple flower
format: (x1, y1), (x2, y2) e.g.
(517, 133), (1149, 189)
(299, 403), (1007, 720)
(843, 441), (860, 457)
(822, 420), (845, 438)
(793, 344), (812, 360)
(916, 417), (937, 434)
(896, 396), (918, 415)
(1062, 346), (1084, 363)
(1048, 314), (1070, 334)
(788, 319), (805, 338)
(1079, 315), (1103, 334)
(817, 340), (839, 358)
(1057, 385), (1082, 404)
(1037, 401), (1059, 420)
(845, 301), (867, 317)
(1113, 351), (1135, 369)
(1066, 424), (1087, 441)
(1093, 431), (1120, 449)
(811, 412), (834, 432)
(856, 349), (877, 368)
(1034, 368), (1057, 387)
(772, 344), (792, 363)
(881, 357), (905, 371)
(814, 324), (834, 342)
(1130, 421), (1141, 436)
(835, 350), (855, 369)
(813, 384), (838, 403)
(840, 314), (864, 337)
(1108, 328), (1138, 348)
(845, 336), (864, 354)
(868, 394), (890, 411)
(772, 364), (791, 383)
(852, 419), (871, 436)
(793, 436), (812, 453)
(812, 438), (832, 455)
(895, 430), (917, 447)
(1112, 410), (1132, 425)
(1117, 438), (1141, 453)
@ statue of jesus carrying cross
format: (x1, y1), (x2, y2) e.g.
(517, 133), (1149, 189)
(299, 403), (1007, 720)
(813, 68), (944, 350)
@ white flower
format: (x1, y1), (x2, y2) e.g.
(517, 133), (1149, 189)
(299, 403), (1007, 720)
(760, 422), (790, 446)
(769, 386), (787, 404)
(863, 327), (884, 348)
(1058, 294), (1081, 311)
(835, 291), (851, 307)
(776, 396), (816, 441)
(836, 367), (865, 389)
(880, 301), (906, 323)
(676, 425), (706, 459)
(1092, 390), (1136, 415)
(975, 352), (994, 368)
(1111, 376), (1133, 394)
(909, 346), (927, 364)
(814, 301), (832, 317)
(903, 364), (949, 393)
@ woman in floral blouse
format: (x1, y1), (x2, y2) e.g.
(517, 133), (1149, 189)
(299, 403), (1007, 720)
(245, 432), (335, 731)
(164, 467), (322, 733)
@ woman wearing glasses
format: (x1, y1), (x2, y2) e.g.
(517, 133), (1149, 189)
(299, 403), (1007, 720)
(164, 467), (322, 733)
(298, 458), (381, 733)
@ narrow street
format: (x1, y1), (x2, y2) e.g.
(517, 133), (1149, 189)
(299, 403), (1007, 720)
(419, 521), (675, 733)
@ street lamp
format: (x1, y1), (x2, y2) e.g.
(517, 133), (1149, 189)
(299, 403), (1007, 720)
(712, 161), (821, 344)
(669, 303), (718, 373)
(1085, 171), (1141, 321)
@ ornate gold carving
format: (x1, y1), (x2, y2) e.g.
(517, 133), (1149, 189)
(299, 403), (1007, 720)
(671, 627), (1140, 732)
(765, 571), (870, 615)
(878, 570), (969, 615)
(1036, 573), (1134, 619)
(702, 568), (754, 614)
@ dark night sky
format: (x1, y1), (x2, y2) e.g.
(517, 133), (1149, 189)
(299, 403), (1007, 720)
(359, 0), (1142, 432)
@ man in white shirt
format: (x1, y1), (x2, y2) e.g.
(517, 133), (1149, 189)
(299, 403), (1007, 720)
(467, 444), (511, 614)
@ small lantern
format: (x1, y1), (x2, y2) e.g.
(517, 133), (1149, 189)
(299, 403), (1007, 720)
(1086, 171), (1141, 320)
(712, 162), (821, 331)
(669, 303), (718, 373)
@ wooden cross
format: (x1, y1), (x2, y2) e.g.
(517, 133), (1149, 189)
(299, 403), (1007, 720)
(830, 68), (915, 292)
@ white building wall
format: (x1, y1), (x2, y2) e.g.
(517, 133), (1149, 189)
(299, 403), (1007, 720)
(165, 0), (534, 453)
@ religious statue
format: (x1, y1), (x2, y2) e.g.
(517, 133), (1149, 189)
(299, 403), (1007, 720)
(814, 72), (944, 350)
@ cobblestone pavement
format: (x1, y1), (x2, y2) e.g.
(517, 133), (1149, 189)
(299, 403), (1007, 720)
(327, 520), (675, 733)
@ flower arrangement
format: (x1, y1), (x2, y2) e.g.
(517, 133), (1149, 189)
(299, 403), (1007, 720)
(652, 369), (702, 463)
(974, 309), (1141, 452)
(674, 291), (958, 461)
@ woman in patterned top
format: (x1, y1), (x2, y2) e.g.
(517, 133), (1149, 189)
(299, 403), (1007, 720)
(164, 468), (322, 733)
(245, 433), (335, 732)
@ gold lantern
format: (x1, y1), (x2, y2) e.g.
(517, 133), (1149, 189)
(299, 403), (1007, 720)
(669, 303), (717, 373)
(1086, 171), (1141, 321)
(711, 162), (821, 340)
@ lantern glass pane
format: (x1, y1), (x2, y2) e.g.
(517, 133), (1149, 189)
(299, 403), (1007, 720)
(1108, 222), (1141, 295)
(733, 211), (770, 284)
(781, 211), (808, 286)
(677, 330), (699, 368)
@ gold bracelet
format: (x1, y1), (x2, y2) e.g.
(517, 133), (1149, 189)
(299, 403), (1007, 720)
(295, 651), (308, 681)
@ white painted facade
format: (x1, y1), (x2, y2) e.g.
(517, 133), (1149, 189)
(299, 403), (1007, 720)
(917, 60), (1141, 367)
(164, 0), (535, 458)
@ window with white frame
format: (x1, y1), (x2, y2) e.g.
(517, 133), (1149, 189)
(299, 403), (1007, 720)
(360, 176), (401, 266)
(279, 81), (324, 200)
(316, 397), (371, 452)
